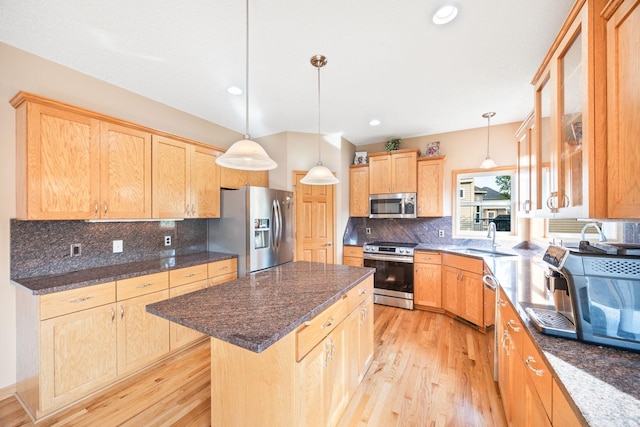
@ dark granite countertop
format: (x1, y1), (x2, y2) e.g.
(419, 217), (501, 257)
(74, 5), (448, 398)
(413, 243), (640, 427)
(11, 251), (237, 295)
(146, 261), (375, 353)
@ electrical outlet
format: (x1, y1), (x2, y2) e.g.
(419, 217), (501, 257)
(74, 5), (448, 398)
(365, 228), (371, 235)
(438, 230), (445, 238)
(70, 243), (81, 257)
(113, 240), (123, 253)
(164, 235), (172, 246)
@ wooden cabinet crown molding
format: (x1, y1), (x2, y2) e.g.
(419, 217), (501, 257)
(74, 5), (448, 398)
(10, 91), (226, 153)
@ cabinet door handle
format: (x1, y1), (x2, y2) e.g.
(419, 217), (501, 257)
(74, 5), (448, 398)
(507, 319), (521, 332)
(111, 307), (115, 323)
(525, 356), (544, 376)
(497, 298), (507, 307)
(103, 201), (108, 214)
(120, 304), (125, 320)
(94, 201), (99, 215)
(69, 296), (93, 303)
(321, 317), (335, 329)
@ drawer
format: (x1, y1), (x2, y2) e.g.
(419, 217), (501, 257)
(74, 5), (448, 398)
(523, 333), (552, 417)
(208, 258), (237, 278)
(498, 288), (524, 353)
(210, 271), (237, 287)
(343, 256), (363, 267)
(170, 279), (208, 298)
(443, 253), (483, 273)
(170, 264), (208, 287)
(117, 272), (169, 300)
(296, 296), (348, 361)
(347, 276), (374, 312)
(343, 246), (363, 258)
(414, 251), (441, 264)
(40, 281), (116, 320)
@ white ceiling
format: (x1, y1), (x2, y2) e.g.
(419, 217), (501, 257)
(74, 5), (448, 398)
(0, 0), (575, 146)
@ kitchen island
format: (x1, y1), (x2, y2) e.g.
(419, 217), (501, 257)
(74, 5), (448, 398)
(147, 261), (375, 426)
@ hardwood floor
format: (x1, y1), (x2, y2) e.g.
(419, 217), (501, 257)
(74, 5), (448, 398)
(0, 306), (506, 426)
(338, 305), (506, 427)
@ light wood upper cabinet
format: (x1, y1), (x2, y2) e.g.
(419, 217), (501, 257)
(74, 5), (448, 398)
(152, 136), (221, 219)
(604, 0), (640, 218)
(191, 144), (221, 218)
(349, 164), (369, 217)
(368, 148), (418, 194)
(220, 166), (269, 189)
(13, 97), (101, 220)
(532, 0), (608, 218)
(416, 156), (445, 217)
(99, 122), (152, 219)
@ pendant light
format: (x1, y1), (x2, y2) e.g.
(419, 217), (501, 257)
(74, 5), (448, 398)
(479, 111), (497, 169)
(300, 55), (339, 185)
(216, 0), (277, 171)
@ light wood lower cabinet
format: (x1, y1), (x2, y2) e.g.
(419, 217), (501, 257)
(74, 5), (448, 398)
(414, 251), (442, 309)
(210, 275), (374, 427)
(169, 260), (237, 350)
(16, 264), (238, 421)
(497, 286), (583, 427)
(442, 254), (484, 326)
(39, 302), (118, 414)
(117, 290), (170, 375)
(343, 245), (364, 267)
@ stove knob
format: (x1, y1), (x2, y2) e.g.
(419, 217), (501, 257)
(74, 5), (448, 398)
(399, 248), (406, 254)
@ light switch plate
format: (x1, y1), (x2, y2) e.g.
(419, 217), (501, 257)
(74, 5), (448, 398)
(113, 240), (123, 253)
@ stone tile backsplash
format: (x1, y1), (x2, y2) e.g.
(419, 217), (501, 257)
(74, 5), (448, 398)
(10, 219), (207, 279)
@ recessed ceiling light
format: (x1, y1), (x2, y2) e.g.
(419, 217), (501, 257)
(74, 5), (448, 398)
(227, 86), (243, 95)
(369, 119), (381, 126)
(433, 5), (458, 25)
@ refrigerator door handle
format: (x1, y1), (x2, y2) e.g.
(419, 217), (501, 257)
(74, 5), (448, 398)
(272, 199), (281, 253)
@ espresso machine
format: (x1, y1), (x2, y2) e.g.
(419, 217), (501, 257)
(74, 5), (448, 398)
(527, 245), (640, 352)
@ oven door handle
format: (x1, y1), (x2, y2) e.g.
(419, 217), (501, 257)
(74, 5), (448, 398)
(363, 253), (414, 263)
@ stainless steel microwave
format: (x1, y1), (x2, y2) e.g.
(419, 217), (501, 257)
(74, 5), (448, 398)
(369, 193), (416, 219)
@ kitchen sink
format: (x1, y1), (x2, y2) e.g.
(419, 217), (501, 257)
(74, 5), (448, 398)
(453, 248), (517, 258)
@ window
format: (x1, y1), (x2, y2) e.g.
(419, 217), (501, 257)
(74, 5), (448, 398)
(453, 167), (516, 236)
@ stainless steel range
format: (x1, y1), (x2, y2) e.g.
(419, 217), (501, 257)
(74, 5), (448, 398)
(363, 241), (416, 310)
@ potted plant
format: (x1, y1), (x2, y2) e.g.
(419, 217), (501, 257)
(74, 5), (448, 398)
(385, 138), (401, 151)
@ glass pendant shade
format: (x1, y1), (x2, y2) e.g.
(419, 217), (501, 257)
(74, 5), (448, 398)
(216, 135), (277, 170)
(301, 162), (339, 185)
(480, 157), (498, 169)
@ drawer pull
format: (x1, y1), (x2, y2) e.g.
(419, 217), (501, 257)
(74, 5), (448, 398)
(358, 288), (367, 296)
(525, 356), (544, 376)
(321, 317), (335, 329)
(69, 296), (93, 303)
(184, 273), (197, 278)
(304, 321), (312, 326)
(497, 298), (507, 307)
(507, 320), (521, 332)
(136, 283), (152, 288)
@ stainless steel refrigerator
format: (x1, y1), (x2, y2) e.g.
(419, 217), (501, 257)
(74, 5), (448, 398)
(208, 186), (294, 277)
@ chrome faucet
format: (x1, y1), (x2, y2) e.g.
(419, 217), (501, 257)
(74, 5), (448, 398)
(580, 222), (607, 242)
(487, 222), (497, 252)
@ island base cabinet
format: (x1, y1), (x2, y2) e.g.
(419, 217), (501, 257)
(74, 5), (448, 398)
(210, 276), (374, 427)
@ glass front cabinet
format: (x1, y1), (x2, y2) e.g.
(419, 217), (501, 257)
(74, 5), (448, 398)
(531, 0), (608, 219)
